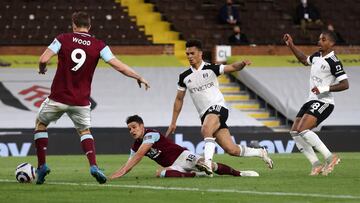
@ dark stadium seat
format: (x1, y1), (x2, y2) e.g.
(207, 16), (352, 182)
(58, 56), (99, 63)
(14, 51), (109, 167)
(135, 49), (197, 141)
(0, 0), (151, 45)
(146, 0), (359, 52)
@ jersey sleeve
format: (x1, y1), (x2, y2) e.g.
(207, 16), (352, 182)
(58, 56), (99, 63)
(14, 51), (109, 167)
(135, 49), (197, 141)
(177, 73), (187, 91)
(129, 149), (135, 159)
(142, 132), (160, 144)
(100, 46), (115, 62)
(306, 52), (320, 65)
(48, 37), (62, 54)
(205, 64), (223, 76)
(329, 60), (348, 81)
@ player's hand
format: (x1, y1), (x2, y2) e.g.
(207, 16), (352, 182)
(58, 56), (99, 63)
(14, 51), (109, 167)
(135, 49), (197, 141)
(311, 87), (320, 95)
(165, 124), (176, 137)
(110, 170), (125, 180)
(38, 67), (47, 74)
(137, 77), (150, 90)
(241, 60), (251, 67)
(312, 86), (330, 95)
(283, 34), (293, 46)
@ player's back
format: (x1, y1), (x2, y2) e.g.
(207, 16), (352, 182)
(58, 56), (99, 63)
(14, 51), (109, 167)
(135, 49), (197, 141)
(49, 32), (106, 106)
(132, 129), (186, 167)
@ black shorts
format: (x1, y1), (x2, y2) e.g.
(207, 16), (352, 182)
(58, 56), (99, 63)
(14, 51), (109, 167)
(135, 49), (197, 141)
(201, 105), (229, 129)
(296, 100), (334, 126)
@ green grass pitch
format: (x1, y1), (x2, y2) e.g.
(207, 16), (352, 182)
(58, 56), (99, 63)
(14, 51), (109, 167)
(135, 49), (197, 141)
(1, 153), (359, 203)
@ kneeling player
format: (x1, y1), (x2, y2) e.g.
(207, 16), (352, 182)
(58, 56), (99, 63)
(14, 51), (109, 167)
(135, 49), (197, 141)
(110, 115), (258, 179)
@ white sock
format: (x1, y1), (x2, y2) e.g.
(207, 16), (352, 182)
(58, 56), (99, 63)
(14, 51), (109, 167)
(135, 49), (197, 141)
(299, 130), (332, 159)
(204, 137), (216, 167)
(239, 145), (262, 157)
(290, 131), (319, 165)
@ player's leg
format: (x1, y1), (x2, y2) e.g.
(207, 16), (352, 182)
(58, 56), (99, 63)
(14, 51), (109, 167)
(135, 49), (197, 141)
(34, 120), (49, 169)
(77, 128), (106, 184)
(34, 119), (51, 184)
(67, 105), (97, 166)
(77, 129), (97, 166)
(157, 155), (197, 178)
(193, 155), (258, 177)
(213, 162), (259, 177)
(34, 98), (64, 184)
(215, 129), (273, 169)
(156, 167), (196, 178)
(201, 113), (220, 175)
(297, 102), (339, 175)
(169, 150), (211, 177)
(291, 115), (322, 175)
(68, 105), (106, 184)
(212, 162), (240, 176)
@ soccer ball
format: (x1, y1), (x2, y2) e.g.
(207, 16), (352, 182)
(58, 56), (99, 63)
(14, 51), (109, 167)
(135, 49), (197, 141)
(15, 163), (36, 183)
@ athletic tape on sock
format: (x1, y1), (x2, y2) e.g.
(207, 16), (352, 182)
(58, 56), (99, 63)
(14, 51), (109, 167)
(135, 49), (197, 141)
(159, 170), (166, 178)
(299, 129), (310, 137)
(80, 134), (94, 142)
(204, 137), (216, 143)
(34, 132), (48, 140)
(290, 131), (299, 137)
(239, 145), (245, 156)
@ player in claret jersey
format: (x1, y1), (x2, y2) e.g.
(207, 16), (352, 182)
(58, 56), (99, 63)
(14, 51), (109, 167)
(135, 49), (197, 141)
(283, 31), (349, 176)
(34, 11), (150, 184)
(110, 115), (259, 179)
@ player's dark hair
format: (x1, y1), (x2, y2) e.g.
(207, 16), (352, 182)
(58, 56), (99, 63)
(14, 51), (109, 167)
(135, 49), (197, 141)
(186, 39), (202, 51)
(72, 11), (91, 28)
(321, 30), (337, 44)
(126, 115), (144, 125)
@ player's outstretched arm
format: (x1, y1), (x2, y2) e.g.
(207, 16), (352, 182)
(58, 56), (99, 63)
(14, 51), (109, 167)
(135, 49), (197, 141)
(223, 60), (251, 73)
(38, 48), (56, 74)
(166, 90), (186, 137)
(283, 34), (308, 66)
(107, 58), (150, 90)
(110, 143), (153, 180)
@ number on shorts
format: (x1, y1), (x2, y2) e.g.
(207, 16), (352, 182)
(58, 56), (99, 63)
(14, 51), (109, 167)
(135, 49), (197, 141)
(310, 102), (321, 113)
(209, 105), (221, 113)
(71, 48), (86, 71)
(186, 154), (196, 162)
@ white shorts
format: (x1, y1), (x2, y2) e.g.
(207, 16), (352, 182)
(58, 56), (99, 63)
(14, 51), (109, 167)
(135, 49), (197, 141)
(168, 150), (202, 173)
(37, 98), (91, 130)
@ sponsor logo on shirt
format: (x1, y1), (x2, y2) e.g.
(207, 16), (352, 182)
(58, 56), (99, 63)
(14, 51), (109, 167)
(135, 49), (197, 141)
(146, 148), (161, 159)
(189, 82), (214, 93)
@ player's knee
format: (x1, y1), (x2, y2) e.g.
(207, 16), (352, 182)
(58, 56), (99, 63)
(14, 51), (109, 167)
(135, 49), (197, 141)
(35, 119), (47, 131)
(201, 126), (213, 137)
(78, 128), (91, 136)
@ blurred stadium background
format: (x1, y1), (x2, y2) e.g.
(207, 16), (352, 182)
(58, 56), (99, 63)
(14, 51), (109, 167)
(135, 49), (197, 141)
(0, 0), (359, 157)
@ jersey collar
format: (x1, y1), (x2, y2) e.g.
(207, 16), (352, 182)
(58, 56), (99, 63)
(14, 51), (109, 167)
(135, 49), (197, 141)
(74, 32), (91, 37)
(321, 51), (334, 58)
(190, 61), (205, 72)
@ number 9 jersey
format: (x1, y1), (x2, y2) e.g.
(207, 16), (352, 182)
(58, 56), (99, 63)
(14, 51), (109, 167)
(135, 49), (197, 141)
(47, 32), (114, 106)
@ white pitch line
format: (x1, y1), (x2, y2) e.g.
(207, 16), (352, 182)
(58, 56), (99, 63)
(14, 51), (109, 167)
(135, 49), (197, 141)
(1, 179), (359, 200)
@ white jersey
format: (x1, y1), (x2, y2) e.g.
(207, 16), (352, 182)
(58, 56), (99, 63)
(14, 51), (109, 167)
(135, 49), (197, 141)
(177, 61), (226, 117)
(306, 51), (348, 105)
